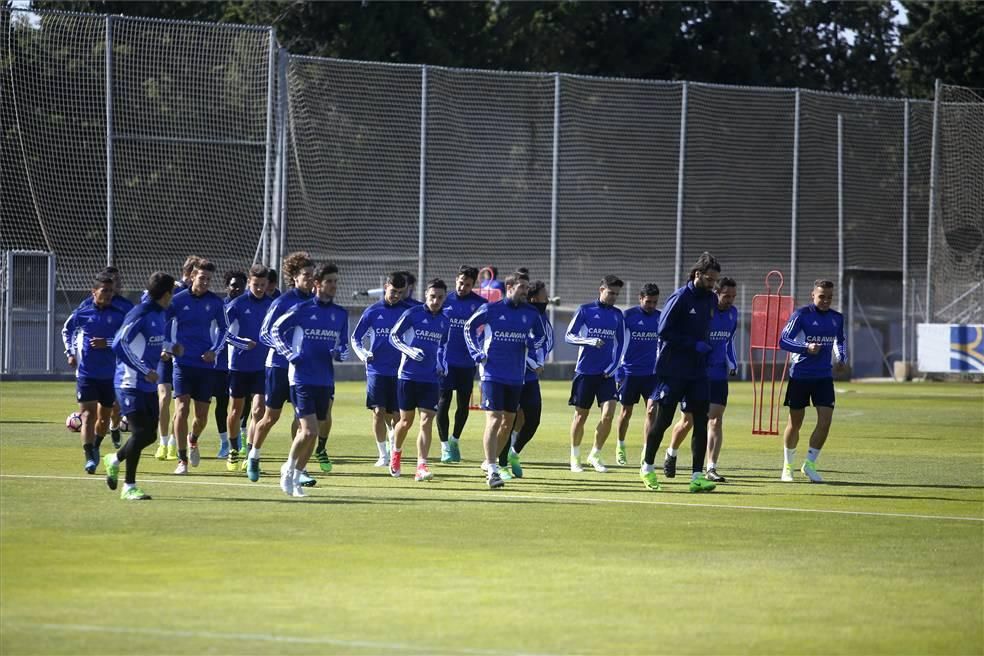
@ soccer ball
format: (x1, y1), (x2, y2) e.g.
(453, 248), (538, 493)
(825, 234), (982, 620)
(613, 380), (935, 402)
(119, 415), (130, 433)
(66, 412), (83, 432)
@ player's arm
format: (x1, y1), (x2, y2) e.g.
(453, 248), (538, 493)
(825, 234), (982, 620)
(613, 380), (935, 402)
(726, 323), (739, 374)
(270, 306), (302, 361)
(349, 308), (374, 363)
(436, 324), (450, 376)
(565, 306), (600, 347)
(834, 315), (848, 364)
(779, 310), (810, 355)
(389, 309), (424, 362)
(258, 297), (282, 349)
(112, 314), (153, 378)
(333, 313), (349, 362)
(463, 304), (490, 363)
(61, 305), (81, 364)
(223, 301), (254, 350)
(605, 311), (626, 377)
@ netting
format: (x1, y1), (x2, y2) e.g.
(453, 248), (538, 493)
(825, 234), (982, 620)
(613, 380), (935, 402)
(933, 84), (984, 323)
(284, 56), (421, 299)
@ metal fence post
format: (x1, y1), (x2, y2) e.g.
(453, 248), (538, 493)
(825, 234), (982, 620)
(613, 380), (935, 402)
(901, 99), (910, 366)
(105, 15), (114, 267)
(925, 79), (941, 322)
(3, 251), (12, 374)
(259, 27), (275, 265)
(674, 81), (688, 288)
(417, 65), (428, 293)
(46, 253), (56, 372)
(848, 276), (855, 371)
(790, 88), (801, 298)
(837, 114), (844, 312)
(277, 49), (289, 273)
(269, 47), (287, 270)
(549, 72), (560, 360)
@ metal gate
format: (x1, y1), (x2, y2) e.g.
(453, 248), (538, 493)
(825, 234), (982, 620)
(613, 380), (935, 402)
(1, 250), (57, 374)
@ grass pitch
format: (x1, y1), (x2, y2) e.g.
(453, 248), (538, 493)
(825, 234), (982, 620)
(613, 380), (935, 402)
(1, 380), (982, 655)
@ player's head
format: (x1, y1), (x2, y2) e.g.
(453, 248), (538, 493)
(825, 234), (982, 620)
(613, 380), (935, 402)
(504, 273), (529, 304)
(101, 266), (123, 295)
(147, 272), (177, 308)
(514, 268), (531, 282)
(314, 262), (339, 301)
(181, 255), (202, 283)
(266, 268), (279, 296)
(528, 280), (548, 313)
(224, 270), (247, 300)
(599, 274), (623, 306)
(456, 266), (479, 295)
(424, 278), (447, 313)
(190, 259), (216, 294)
(248, 264), (270, 299)
(812, 279), (834, 311)
(715, 277), (737, 311)
(690, 252), (721, 291)
(384, 271), (408, 305)
(395, 270), (416, 300)
(283, 251), (315, 294)
(639, 282), (660, 313)
(92, 272), (115, 308)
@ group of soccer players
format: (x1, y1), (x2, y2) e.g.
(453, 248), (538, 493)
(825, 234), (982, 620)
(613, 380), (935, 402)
(63, 250), (847, 501)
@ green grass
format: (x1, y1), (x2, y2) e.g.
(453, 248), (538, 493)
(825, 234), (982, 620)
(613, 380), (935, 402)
(1, 380), (982, 655)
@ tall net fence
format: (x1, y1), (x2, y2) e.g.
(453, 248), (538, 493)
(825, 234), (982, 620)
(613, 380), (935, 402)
(932, 84), (984, 324)
(3, 7), (971, 375)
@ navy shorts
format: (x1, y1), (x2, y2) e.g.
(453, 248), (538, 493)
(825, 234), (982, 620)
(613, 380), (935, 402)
(519, 378), (541, 414)
(212, 370), (229, 399)
(440, 365), (476, 396)
(116, 388), (161, 422)
(682, 379), (729, 411)
(569, 373), (618, 409)
(173, 364), (215, 403)
(156, 357), (174, 387)
(229, 370), (265, 399)
(618, 374), (658, 406)
(397, 379), (440, 413)
(366, 373), (398, 413)
(784, 377), (835, 409)
(265, 367), (291, 410)
(291, 384), (334, 421)
(480, 380), (523, 413)
(77, 377), (115, 407)
(650, 376), (709, 412)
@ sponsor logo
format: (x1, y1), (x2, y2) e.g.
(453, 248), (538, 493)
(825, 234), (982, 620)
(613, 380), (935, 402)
(493, 330), (529, 343)
(688, 308), (697, 315)
(304, 328), (341, 341)
(245, 309), (252, 314)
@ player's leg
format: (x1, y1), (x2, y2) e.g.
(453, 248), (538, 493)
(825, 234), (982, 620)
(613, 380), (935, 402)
(587, 393), (617, 472)
(189, 398), (211, 467)
(615, 401), (634, 465)
(640, 379), (682, 491)
(212, 374), (230, 458)
(685, 395), (715, 493)
(156, 368), (174, 460)
(415, 407), (437, 481)
(172, 392), (192, 473)
(226, 393), (247, 468)
(93, 389), (115, 459)
(800, 380), (835, 482)
(480, 382), (507, 488)
(109, 401), (123, 449)
(282, 412), (318, 498)
(436, 380), (453, 450)
(311, 396), (334, 473)
(78, 396), (100, 474)
(704, 403), (727, 482)
(781, 378), (809, 481)
(665, 411), (693, 479)
(507, 380), (540, 478)
(104, 391), (158, 500)
(448, 367), (473, 462)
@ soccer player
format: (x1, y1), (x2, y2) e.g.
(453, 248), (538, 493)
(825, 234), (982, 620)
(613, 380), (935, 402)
(778, 279), (847, 483)
(213, 271), (247, 459)
(266, 268), (281, 299)
(102, 266), (135, 449)
(665, 277), (738, 483)
(224, 264), (273, 472)
(103, 272), (174, 500)
(165, 258), (226, 474)
(350, 272), (410, 467)
(613, 283), (661, 467)
(437, 265), (486, 463)
(251, 252), (315, 482)
(397, 270), (422, 306)
(61, 272), (128, 473)
(270, 263), (349, 497)
(465, 273), (545, 489)
(565, 275), (626, 473)
(497, 279), (553, 479)
(639, 252), (721, 493)
(388, 278), (451, 481)
(155, 255), (200, 461)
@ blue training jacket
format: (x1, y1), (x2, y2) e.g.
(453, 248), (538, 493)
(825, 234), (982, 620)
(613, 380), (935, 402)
(260, 287), (313, 369)
(61, 299), (128, 381)
(270, 297), (349, 387)
(442, 291), (487, 368)
(464, 299), (545, 386)
(780, 304), (847, 379)
(390, 304), (451, 384)
(654, 281), (718, 379)
(618, 306), (662, 378)
(350, 299), (411, 377)
(224, 291), (273, 372)
(165, 289), (226, 369)
(706, 305), (739, 381)
(113, 299), (168, 393)
(565, 300), (625, 377)
(525, 312), (554, 383)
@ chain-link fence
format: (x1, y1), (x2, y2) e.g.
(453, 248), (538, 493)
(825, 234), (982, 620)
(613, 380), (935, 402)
(2, 7), (978, 376)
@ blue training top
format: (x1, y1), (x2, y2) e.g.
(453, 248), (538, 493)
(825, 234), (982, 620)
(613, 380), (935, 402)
(780, 304), (847, 379)
(165, 289), (226, 369)
(113, 299), (168, 393)
(565, 300), (625, 377)
(390, 304), (451, 384)
(224, 291), (273, 372)
(350, 299), (411, 377)
(654, 281), (717, 380)
(270, 297), (349, 387)
(259, 287), (313, 369)
(705, 305), (738, 381)
(62, 299), (128, 381)
(618, 305), (662, 377)
(464, 299), (545, 386)
(442, 291), (487, 368)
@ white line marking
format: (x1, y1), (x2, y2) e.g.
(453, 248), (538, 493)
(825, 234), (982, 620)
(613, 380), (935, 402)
(2, 473), (981, 523)
(0, 622), (561, 656)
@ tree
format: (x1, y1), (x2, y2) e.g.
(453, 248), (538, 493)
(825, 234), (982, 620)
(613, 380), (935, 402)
(899, 1), (984, 97)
